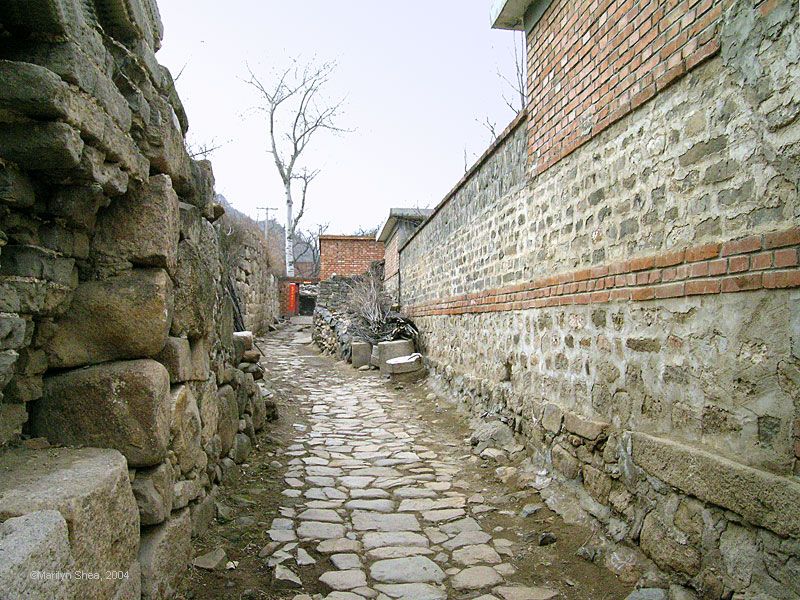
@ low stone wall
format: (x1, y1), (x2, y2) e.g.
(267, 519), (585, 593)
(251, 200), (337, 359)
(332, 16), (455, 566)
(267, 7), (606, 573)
(0, 1), (278, 597)
(218, 207), (281, 333)
(313, 276), (357, 360)
(312, 262), (386, 360)
(400, 2), (800, 597)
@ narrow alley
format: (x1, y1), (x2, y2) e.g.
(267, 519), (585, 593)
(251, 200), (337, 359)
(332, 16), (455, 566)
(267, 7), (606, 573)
(185, 320), (632, 600)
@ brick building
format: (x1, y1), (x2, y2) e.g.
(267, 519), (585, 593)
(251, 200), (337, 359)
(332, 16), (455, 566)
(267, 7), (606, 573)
(376, 208), (432, 303)
(319, 235), (384, 280)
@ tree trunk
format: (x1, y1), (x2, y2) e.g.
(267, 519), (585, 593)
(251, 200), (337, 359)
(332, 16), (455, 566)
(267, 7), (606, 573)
(285, 184), (294, 277)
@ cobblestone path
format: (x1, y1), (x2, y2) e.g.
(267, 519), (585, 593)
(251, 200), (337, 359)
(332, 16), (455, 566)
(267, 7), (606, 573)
(255, 322), (630, 600)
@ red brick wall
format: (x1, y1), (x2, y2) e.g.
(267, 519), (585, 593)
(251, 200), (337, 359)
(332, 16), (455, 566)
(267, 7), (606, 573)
(527, 0), (723, 174)
(319, 236), (384, 280)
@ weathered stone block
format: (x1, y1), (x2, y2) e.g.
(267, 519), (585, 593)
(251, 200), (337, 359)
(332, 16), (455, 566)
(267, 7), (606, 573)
(190, 487), (217, 537)
(47, 185), (107, 232)
(139, 508), (191, 600)
(351, 341), (372, 368)
(377, 339), (415, 373)
(0, 163), (35, 207)
(0, 313), (26, 350)
(0, 278), (74, 316)
(630, 432), (800, 538)
(171, 239), (216, 340)
(92, 175), (180, 275)
(132, 462), (174, 526)
(217, 384), (239, 455)
(144, 96), (193, 197)
(156, 336), (192, 383)
(178, 201), (203, 243)
(188, 336), (210, 381)
(36, 359), (171, 467)
(233, 330), (252, 364)
(170, 384), (203, 475)
(0, 447), (139, 600)
(0, 122), (83, 170)
(0, 510), (72, 600)
(582, 464), (612, 504)
(0, 402), (27, 445)
(640, 510), (701, 577)
(551, 443), (580, 480)
(563, 411), (609, 441)
(0, 244), (76, 286)
(542, 403), (563, 434)
(40, 268), (173, 368)
(230, 432), (252, 464)
(172, 479), (201, 510)
(189, 158), (215, 218)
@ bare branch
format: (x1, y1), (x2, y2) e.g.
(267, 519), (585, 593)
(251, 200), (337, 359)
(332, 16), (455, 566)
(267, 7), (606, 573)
(291, 168), (319, 233)
(477, 116), (498, 141)
(496, 30), (527, 114)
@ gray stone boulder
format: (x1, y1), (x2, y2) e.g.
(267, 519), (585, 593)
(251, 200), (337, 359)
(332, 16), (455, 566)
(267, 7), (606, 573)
(155, 337), (192, 383)
(216, 384), (239, 455)
(0, 447), (139, 600)
(139, 508), (192, 600)
(0, 510), (73, 600)
(171, 236), (216, 340)
(131, 462), (174, 526)
(40, 268), (173, 369)
(169, 384), (204, 475)
(377, 340), (415, 374)
(470, 420), (516, 454)
(230, 432), (252, 464)
(92, 174), (179, 276)
(351, 341), (372, 368)
(190, 487), (217, 537)
(194, 376), (219, 446)
(35, 359), (171, 467)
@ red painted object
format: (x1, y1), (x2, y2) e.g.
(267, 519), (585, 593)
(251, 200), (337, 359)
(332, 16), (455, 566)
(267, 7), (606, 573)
(288, 283), (298, 314)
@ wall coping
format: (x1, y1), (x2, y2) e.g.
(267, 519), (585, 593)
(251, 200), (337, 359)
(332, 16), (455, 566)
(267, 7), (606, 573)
(399, 108), (528, 255)
(319, 235), (381, 242)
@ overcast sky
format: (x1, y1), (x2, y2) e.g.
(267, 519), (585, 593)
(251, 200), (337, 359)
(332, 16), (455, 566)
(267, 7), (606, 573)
(157, 1), (521, 235)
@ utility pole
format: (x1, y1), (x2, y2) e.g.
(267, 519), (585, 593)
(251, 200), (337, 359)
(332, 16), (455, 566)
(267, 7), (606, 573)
(257, 206), (278, 243)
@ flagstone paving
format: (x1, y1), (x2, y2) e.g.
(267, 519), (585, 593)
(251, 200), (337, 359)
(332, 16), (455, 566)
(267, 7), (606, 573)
(226, 321), (634, 600)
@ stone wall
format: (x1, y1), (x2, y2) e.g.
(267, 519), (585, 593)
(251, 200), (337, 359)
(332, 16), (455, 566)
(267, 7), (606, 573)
(400, 2), (800, 598)
(218, 206), (280, 333)
(0, 1), (277, 597)
(313, 262), (385, 360)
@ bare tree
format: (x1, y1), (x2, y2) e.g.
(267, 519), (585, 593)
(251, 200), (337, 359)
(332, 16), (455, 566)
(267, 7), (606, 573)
(245, 59), (345, 276)
(293, 223), (329, 278)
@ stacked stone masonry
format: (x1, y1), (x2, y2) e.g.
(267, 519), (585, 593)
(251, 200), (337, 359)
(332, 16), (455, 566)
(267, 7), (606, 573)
(219, 208), (281, 332)
(0, 1), (279, 598)
(400, 1), (800, 598)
